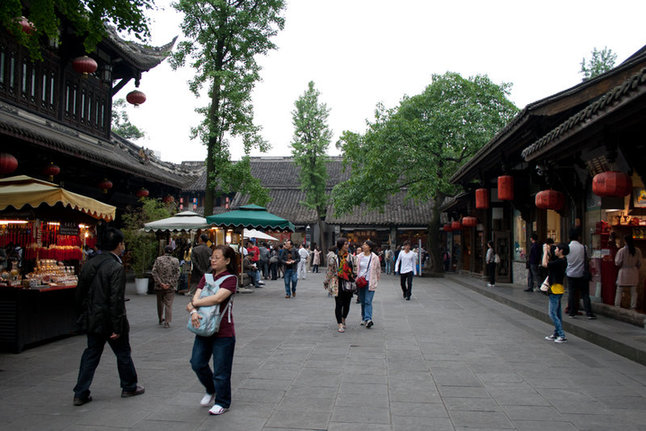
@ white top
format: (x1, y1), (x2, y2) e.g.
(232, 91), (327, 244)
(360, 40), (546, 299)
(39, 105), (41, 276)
(358, 253), (373, 279)
(566, 240), (584, 278)
(395, 250), (417, 275)
(298, 247), (309, 260)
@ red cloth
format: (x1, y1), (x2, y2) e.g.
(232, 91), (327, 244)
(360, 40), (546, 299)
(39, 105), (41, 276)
(196, 271), (237, 338)
(247, 245), (260, 262)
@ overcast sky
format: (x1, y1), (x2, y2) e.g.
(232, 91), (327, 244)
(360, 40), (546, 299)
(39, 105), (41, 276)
(120, 0), (646, 164)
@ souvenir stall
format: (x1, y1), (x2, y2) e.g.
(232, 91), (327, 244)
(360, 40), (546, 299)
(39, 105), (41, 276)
(0, 176), (116, 352)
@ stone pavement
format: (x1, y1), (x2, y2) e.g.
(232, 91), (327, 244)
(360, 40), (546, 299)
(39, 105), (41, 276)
(2, 272), (646, 430)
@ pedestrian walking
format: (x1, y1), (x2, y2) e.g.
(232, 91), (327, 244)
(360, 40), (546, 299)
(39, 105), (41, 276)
(384, 246), (393, 274)
(324, 237), (356, 332)
(73, 227), (144, 406)
(615, 235), (642, 310)
(525, 233), (541, 292)
(186, 245), (238, 416)
(190, 234), (212, 296)
(280, 240), (300, 298)
(312, 246), (321, 273)
(394, 240), (417, 300)
(356, 240), (381, 328)
(269, 247), (279, 280)
(566, 228), (596, 319)
(485, 240), (496, 287)
(298, 243), (309, 280)
(152, 245), (180, 328)
(542, 242), (569, 343)
(259, 242), (270, 280)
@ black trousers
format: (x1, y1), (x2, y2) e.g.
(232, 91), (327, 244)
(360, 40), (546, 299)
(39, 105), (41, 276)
(567, 276), (593, 316)
(400, 271), (413, 298)
(335, 290), (353, 324)
(73, 328), (138, 399)
(487, 262), (496, 285)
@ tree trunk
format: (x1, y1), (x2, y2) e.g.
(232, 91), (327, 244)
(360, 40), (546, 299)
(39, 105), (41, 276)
(428, 193), (444, 274)
(204, 142), (215, 217)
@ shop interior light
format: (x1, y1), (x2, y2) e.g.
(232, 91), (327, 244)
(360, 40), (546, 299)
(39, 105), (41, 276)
(78, 224), (88, 229)
(47, 222), (60, 226)
(0, 220), (28, 224)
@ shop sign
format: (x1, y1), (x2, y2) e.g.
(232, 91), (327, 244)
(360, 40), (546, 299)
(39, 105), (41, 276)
(60, 222), (79, 236)
(633, 188), (646, 208)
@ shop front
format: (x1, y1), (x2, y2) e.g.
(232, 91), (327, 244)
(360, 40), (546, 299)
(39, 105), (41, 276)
(0, 175), (115, 352)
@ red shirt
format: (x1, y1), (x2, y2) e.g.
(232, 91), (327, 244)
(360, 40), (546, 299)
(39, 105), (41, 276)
(248, 245), (260, 262)
(197, 271), (237, 338)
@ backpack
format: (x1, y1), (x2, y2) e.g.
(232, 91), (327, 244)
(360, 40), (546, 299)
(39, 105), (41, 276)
(494, 254), (501, 264)
(187, 274), (235, 337)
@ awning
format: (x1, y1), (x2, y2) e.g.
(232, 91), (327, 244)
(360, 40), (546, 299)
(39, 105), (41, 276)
(0, 175), (116, 221)
(206, 204), (295, 232)
(243, 229), (278, 241)
(144, 211), (208, 232)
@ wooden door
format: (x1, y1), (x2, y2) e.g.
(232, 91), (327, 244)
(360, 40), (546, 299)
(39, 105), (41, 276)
(493, 231), (511, 283)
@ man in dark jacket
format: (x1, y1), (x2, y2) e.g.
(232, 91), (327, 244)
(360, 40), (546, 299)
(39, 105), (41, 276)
(525, 233), (542, 292)
(73, 227), (144, 406)
(189, 233), (212, 295)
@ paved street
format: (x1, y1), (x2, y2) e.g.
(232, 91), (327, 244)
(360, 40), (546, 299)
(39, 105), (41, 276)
(2, 272), (646, 431)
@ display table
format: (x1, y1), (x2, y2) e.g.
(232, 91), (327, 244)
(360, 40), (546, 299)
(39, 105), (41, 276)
(0, 285), (78, 353)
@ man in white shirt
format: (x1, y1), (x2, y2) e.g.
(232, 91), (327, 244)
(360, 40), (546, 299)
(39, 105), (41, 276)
(394, 240), (417, 300)
(297, 244), (309, 280)
(566, 228), (596, 319)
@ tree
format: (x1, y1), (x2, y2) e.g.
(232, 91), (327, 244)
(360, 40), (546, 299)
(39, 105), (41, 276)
(111, 99), (145, 140)
(170, 0), (286, 215)
(333, 72), (518, 272)
(580, 47), (617, 81)
(291, 81), (332, 252)
(0, 0), (154, 60)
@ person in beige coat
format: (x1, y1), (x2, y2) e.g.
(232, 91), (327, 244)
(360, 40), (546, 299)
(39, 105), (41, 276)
(615, 235), (642, 310)
(355, 240), (381, 328)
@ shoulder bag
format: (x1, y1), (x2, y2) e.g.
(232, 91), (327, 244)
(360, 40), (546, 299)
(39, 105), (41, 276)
(187, 274), (235, 337)
(355, 254), (372, 289)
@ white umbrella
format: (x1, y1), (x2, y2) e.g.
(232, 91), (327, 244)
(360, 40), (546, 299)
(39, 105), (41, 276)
(144, 211), (208, 232)
(243, 228), (278, 241)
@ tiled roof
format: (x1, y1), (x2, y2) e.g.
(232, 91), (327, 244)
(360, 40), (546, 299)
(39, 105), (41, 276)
(104, 26), (177, 71)
(522, 67), (646, 161)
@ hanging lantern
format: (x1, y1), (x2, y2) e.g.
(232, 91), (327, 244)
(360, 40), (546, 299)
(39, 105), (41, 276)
(462, 216), (477, 228)
(497, 175), (514, 200)
(98, 179), (113, 194)
(163, 195), (175, 204)
(475, 188), (489, 209)
(443, 223), (452, 232)
(0, 153), (18, 175)
(535, 190), (564, 211)
(18, 16), (35, 34)
(126, 90), (146, 106)
(592, 171), (632, 197)
(136, 188), (150, 198)
(72, 56), (98, 76)
(43, 162), (60, 181)
(451, 221), (461, 231)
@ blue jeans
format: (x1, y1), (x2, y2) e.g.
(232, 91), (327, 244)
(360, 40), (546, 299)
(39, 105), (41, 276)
(190, 335), (235, 408)
(385, 260), (392, 274)
(548, 293), (565, 338)
(358, 285), (375, 321)
(284, 268), (298, 296)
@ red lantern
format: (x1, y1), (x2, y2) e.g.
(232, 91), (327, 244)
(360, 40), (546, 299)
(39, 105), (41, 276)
(497, 175), (514, 200)
(98, 179), (113, 194)
(18, 16), (35, 34)
(462, 216), (477, 228)
(475, 188), (489, 209)
(451, 221), (461, 231)
(592, 171), (632, 197)
(163, 195), (175, 204)
(535, 190), (564, 211)
(136, 188), (150, 198)
(0, 153), (18, 175)
(72, 56), (98, 76)
(443, 224), (452, 232)
(43, 162), (60, 181)
(126, 90), (146, 106)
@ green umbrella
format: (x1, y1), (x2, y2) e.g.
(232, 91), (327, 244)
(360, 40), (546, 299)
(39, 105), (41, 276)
(206, 204), (295, 232)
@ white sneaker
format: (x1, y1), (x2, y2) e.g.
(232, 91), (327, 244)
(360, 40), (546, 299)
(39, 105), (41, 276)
(545, 334), (556, 341)
(360, 321), (366, 326)
(209, 404), (228, 415)
(554, 336), (567, 344)
(200, 393), (215, 407)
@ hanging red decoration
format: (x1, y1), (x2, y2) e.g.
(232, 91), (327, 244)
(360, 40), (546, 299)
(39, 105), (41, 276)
(462, 216), (477, 228)
(72, 56), (98, 76)
(43, 162), (60, 181)
(126, 90), (146, 106)
(443, 224), (452, 232)
(98, 179), (113, 194)
(592, 171), (632, 197)
(451, 221), (461, 231)
(475, 188), (489, 209)
(535, 190), (564, 211)
(18, 16), (35, 34)
(0, 153), (18, 175)
(163, 195), (175, 204)
(497, 175), (514, 200)
(136, 188), (150, 198)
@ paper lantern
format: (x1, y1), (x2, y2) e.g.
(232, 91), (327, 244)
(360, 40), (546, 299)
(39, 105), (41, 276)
(475, 188), (489, 209)
(126, 90), (146, 106)
(451, 221), (461, 231)
(592, 171), (632, 197)
(443, 224), (452, 232)
(98, 179), (113, 194)
(462, 216), (477, 228)
(136, 188), (150, 198)
(163, 195), (175, 204)
(0, 153), (18, 175)
(18, 16), (35, 34)
(497, 175), (514, 200)
(535, 190), (564, 211)
(72, 56), (98, 76)
(43, 162), (60, 181)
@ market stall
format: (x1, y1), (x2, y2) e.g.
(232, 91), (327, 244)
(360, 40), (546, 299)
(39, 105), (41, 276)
(0, 175), (116, 352)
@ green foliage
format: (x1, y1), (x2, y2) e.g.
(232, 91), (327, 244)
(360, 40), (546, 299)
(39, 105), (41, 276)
(0, 0), (154, 60)
(333, 72), (519, 215)
(580, 47), (617, 81)
(122, 198), (174, 277)
(291, 81), (331, 215)
(170, 0), (286, 215)
(111, 99), (145, 140)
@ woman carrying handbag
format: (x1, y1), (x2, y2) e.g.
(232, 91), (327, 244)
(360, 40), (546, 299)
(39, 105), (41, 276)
(324, 237), (356, 333)
(355, 240), (381, 328)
